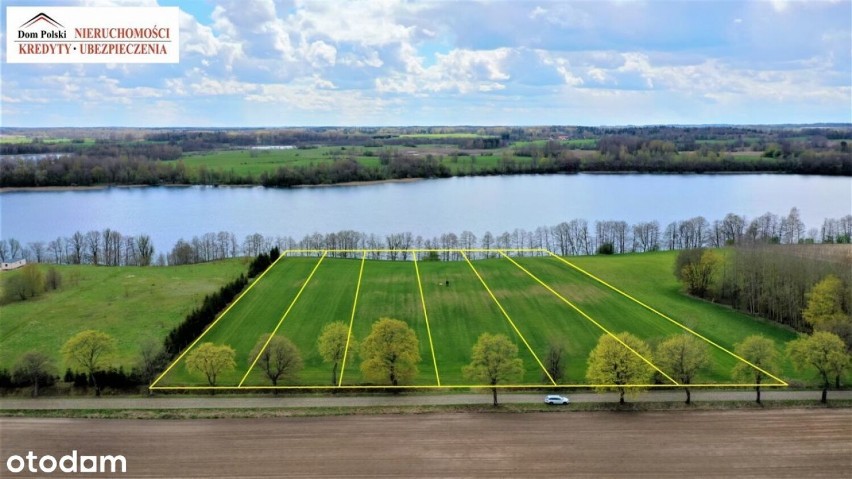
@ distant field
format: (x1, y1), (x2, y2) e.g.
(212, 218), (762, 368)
(0, 136), (96, 145)
(0, 260), (247, 371)
(154, 251), (805, 390)
(172, 146), (530, 179)
(398, 133), (491, 139)
(174, 148), (352, 177)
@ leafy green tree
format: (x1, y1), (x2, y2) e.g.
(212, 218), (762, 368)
(732, 335), (779, 404)
(250, 334), (303, 387)
(62, 330), (116, 396)
(463, 333), (524, 406)
(317, 322), (356, 385)
(676, 249), (720, 298)
(803, 275), (852, 352)
(185, 342), (236, 390)
(656, 335), (709, 404)
(360, 318), (420, 386)
(586, 332), (654, 405)
(13, 351), (56, 397)
(787, 332), (849, 403)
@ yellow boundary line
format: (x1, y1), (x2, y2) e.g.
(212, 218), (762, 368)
(149, 250), (291, 388)
(337, 251), (366, 387)
(461, 250), (557, 386)
(500, 251), (680, 386)
(413, 252), (441, 386)
(149, 383), (786, 390)
(283, 248), (549, 254)
(153, 248), (788, 390)
(546, 252), (789, 386)
(238, 251), (328, 387)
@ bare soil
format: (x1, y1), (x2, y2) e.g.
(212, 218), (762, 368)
(2, 409), (850, 477)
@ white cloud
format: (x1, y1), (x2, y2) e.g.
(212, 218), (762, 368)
(376, 47), (513, 94)
(302, 40), (337, 67)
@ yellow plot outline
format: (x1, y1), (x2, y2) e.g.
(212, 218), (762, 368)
(149, 249), (291, 388)
(413, 251), (442, 386)
(238, 251), (327, 387)
(545, 251), (788, 387)
(337, 251), (366, 386)
(150, 248), (788, 391)
(150, 382), (784, 391)
(461, 250), (557, 386)
(499, 251), (679, 386)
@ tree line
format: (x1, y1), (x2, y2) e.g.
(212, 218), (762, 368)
(3, 124), (849, 188)
(3, 209), (850, 269)
(676, 244), (852, 336)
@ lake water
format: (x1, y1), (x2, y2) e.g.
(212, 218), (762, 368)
(1, 174), (850, 252)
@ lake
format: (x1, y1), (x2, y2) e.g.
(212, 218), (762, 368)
(1, 174), (850, 252)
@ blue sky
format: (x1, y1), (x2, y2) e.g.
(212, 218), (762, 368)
(1, 0), (850, 127)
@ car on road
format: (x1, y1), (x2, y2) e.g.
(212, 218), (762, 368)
(544, 394), (570, 405)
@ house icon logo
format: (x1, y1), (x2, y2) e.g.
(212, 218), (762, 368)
(19, 12), (64, 29)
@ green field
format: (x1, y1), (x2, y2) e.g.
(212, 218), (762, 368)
(154, 251), (804, 389)
(0, 260), (247, 372)
(173, 148), (374, 177)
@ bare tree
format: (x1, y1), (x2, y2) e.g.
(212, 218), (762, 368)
(85, 230), (101, 265)
(69, 231), (85, 264)
(137, 235), (155, 266)
(27, 242), (45, 263)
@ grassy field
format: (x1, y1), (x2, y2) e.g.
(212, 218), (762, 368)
(0, 260), (247, 372)
(175, 148), (351, 177)
(155, 251), (811, 389)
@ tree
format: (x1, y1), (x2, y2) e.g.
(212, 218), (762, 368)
(463, 333), (524, 406)
(656, 335), (710, 404)
(803, 275), (852, 351)
(137, 234), (155, 266)
(732, 335), (779, 404)
(360, 318), (420, 386)
(250, 334), (303, 387)
(4, 263), (46, 301)
(586, 333), (654, 404)
(317, 322), (356, 385)
(543, 342), (566, 384)
(185, 342), (236, 390)
(787, 332), (849, 403)
(675, 249), (720, 298)
(62, 330), (116, 396)
(13, 351), (55, 397)
(136, 339), (166, 393)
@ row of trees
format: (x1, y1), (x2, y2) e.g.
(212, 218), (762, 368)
(184, 326), (849, 406)
(0, 231), (154, 266)
(5, 209), (848, 268)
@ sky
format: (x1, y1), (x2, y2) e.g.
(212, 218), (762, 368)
(1, 0), (850, 127)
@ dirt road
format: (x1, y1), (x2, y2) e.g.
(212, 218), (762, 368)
(2, 409), (850, 477)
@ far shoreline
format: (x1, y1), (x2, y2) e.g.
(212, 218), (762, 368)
(0, 177), (424, 193)
(1, 170), (844, 193)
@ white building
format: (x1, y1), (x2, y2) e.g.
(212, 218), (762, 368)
(1, 259), (27, 271)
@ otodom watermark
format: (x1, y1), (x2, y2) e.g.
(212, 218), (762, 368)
(5, 450), (126, 474)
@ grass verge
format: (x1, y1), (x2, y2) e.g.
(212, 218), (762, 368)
(2, 400), (850, 420)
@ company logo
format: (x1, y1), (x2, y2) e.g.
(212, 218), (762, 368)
(17, 12), (67, 40)
(6, 6), (180, 64)
(20, 12), (64, 29)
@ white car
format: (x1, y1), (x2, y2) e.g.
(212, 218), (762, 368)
(544, 394), (570, 405)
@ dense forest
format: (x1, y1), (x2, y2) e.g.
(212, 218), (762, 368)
(1, 125), (849, 188)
